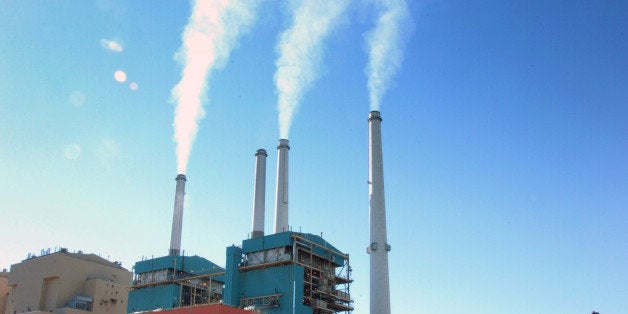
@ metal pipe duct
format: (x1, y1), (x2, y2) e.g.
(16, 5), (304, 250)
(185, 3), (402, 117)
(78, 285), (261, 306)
(251, 149), (268, 239)
(169, 174), (186, 256)
(368, 111), (391, 314)
(274, 139), (290, 233)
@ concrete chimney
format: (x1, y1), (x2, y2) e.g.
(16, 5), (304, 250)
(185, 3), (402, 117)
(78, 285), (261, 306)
(274, 139), (290, 233)
(368, 111), (391, 314)
(251, 149), (268, 239)
(169, 174), (186, 256)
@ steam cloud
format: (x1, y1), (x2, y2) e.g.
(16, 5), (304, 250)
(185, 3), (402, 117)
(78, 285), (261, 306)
(172, 0), (257, 174)
(366, 0), (411, 111)
(275, 0), (349, 139)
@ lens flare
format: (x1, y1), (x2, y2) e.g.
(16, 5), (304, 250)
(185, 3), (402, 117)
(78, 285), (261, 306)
(100, 39), (123, 52)
(69, 91), (86, 107)
(114, 70), (127, 83)
(64, 144), (81, 160)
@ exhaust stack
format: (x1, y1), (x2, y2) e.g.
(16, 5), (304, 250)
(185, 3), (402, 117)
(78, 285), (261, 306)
(274, 139), (290, 233)
(368, 111), (391, 314)
(251, 149), (268, 238)
(169, 174), (187, 256)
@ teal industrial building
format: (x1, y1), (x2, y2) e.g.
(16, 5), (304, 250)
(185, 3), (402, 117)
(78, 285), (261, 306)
(128, 232), (353, 313)
(128, 255), (225, 312)
(128, 142), (354, 313)
(224, 232), (353, 313)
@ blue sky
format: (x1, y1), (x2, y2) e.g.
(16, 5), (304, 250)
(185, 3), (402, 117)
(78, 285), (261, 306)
(1, 1), (626, 313)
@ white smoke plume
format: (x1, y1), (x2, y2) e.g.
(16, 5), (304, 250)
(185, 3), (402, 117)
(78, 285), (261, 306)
(172, 0), (257, 174)
(366, 0), (411, 111)
(275, 0), (349, 139)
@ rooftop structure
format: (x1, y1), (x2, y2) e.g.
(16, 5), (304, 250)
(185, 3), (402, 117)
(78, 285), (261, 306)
(224, 231), (353, 313)
(128, 255), (225, 312)
(3, 249), (132, 314)
(132, 303), (252, 314)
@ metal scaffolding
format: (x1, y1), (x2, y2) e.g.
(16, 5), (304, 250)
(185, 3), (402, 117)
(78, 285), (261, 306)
(292, 234), (354, 314)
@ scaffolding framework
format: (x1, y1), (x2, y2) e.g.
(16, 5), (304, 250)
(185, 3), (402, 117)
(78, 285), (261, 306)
(128, 255), (225, 312)
(240, 293), (282, 309)
(131, 271), (225, 307)
(236, 233), (354, 313)
(292, 234), (353, 313)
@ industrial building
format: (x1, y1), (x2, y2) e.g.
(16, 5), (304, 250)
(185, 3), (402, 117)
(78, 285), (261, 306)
(220, 140), (353, 312)
(3, 111), (387, 314)
(128, 255), (225, 311)
(3, 105), (390, 314)
(128, 138), (356, 313)
(3, 249), (132, 314)
(127, 174), (228, 312)
(223, 231), (353, 313)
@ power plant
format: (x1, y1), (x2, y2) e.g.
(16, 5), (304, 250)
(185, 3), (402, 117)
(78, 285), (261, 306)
(3, 112), (392, 314)
(125, 111), (392, 313)
(128, 174), (226, 312)
(222, 139), (353, 313)
(125, 125), (383, 313)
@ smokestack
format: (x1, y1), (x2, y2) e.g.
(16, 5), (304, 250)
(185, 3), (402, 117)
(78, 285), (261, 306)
(368, 111), (391, 314)
(274, 139), (290, 233)
(169, 174), (187, 256)
(251, 149), (268, 238)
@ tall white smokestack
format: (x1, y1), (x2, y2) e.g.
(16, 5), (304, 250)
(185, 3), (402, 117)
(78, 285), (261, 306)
(169, 174), (187, 256)
(274, 139), (290, 233)
(368, 111), (391, 314)
(251, 149), (267, 239)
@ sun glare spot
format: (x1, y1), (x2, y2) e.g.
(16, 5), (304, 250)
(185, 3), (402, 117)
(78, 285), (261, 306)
(114, 70), (127, 83)
(129, 82), (138, 90)
(69, 91), (86, 107)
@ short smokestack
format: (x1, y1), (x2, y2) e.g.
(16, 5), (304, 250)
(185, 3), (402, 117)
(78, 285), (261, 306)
(169, 174), (187, 256)
(251, 149), (268, 239)
(368, 111), (391, 314)
(274, 139), (290, 233)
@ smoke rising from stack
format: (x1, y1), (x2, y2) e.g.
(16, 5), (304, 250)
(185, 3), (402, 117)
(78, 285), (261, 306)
(274, 0), (349, 139)
(366, 0), (411, 111)
(171, 0), (257, 174)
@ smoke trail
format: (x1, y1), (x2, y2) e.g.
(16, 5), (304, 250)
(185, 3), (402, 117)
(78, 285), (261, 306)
(172, 0), (257, 174)
(275, 0), (349, 139)
(366, 0), (411, 111)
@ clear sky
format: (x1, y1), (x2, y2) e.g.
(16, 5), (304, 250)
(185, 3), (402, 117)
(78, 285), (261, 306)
(1, 1), (626, 313)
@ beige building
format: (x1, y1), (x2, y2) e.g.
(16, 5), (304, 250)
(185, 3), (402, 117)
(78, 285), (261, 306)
(4, 249), (132, 314)
(1, 270), (10, 314)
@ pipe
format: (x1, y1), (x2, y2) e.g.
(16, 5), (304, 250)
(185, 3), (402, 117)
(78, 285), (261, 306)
(169, 174), (187, 256)
(274, 139), (290, 233)
(251, 149), (268, 238)
(368, 111), (391, 314)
